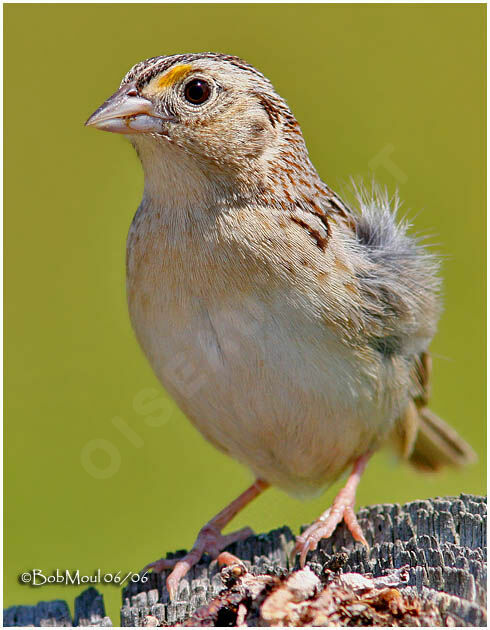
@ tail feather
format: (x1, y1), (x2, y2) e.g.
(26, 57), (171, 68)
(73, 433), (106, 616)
(390, 350), (477, 472)
(408, 407), (477, 472)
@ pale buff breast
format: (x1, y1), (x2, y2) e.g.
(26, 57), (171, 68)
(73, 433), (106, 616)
(126, 202), (407, 497)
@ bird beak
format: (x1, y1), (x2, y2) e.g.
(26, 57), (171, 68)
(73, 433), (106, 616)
(85, 83), (169, 135)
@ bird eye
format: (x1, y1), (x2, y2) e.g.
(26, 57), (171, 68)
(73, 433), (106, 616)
(184, 79), (211, 105)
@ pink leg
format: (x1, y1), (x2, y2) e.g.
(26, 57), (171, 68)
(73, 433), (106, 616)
(292, 454), (371, 567)
(143, 479), (269, 599)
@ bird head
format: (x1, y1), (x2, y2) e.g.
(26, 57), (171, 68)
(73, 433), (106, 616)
(86, 53), (303, 179)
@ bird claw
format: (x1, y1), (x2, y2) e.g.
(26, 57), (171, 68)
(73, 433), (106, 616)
(291, 502), (368, 567)
(143, 556), (179, 574)
(142, 481), (268, 600)
(290, 454), (372, 568)
(143, 525), (254, 600)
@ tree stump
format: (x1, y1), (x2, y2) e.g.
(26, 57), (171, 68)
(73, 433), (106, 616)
(4, 494), (486, 626)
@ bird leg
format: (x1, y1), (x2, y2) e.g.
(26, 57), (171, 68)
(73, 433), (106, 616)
(292, 453), (371, 567)
(143, 479), (269, 599)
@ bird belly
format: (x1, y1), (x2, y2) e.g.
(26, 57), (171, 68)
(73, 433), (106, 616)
(128, 282), (397, 498)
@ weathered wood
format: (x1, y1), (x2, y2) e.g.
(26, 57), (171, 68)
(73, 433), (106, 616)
(73, 587), (112, 627)
(120, 494), (486, 627)
(3, 599), (72, 627)
(3, 587), (112, 627)
(3, 495), (486, 626)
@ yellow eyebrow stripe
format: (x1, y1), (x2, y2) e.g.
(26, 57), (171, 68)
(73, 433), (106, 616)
(156, 64), (193, 89)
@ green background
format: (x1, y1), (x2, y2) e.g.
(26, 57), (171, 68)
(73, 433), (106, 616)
(5, 3), (486, 623)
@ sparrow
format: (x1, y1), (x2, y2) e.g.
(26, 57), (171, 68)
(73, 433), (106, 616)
(86, 52), (476, 599)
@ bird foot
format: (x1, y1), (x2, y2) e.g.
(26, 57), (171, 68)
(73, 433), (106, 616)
(143, 480), (268, 599)
(143, 524), (254, 599)
(291, 454), (371, 567)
